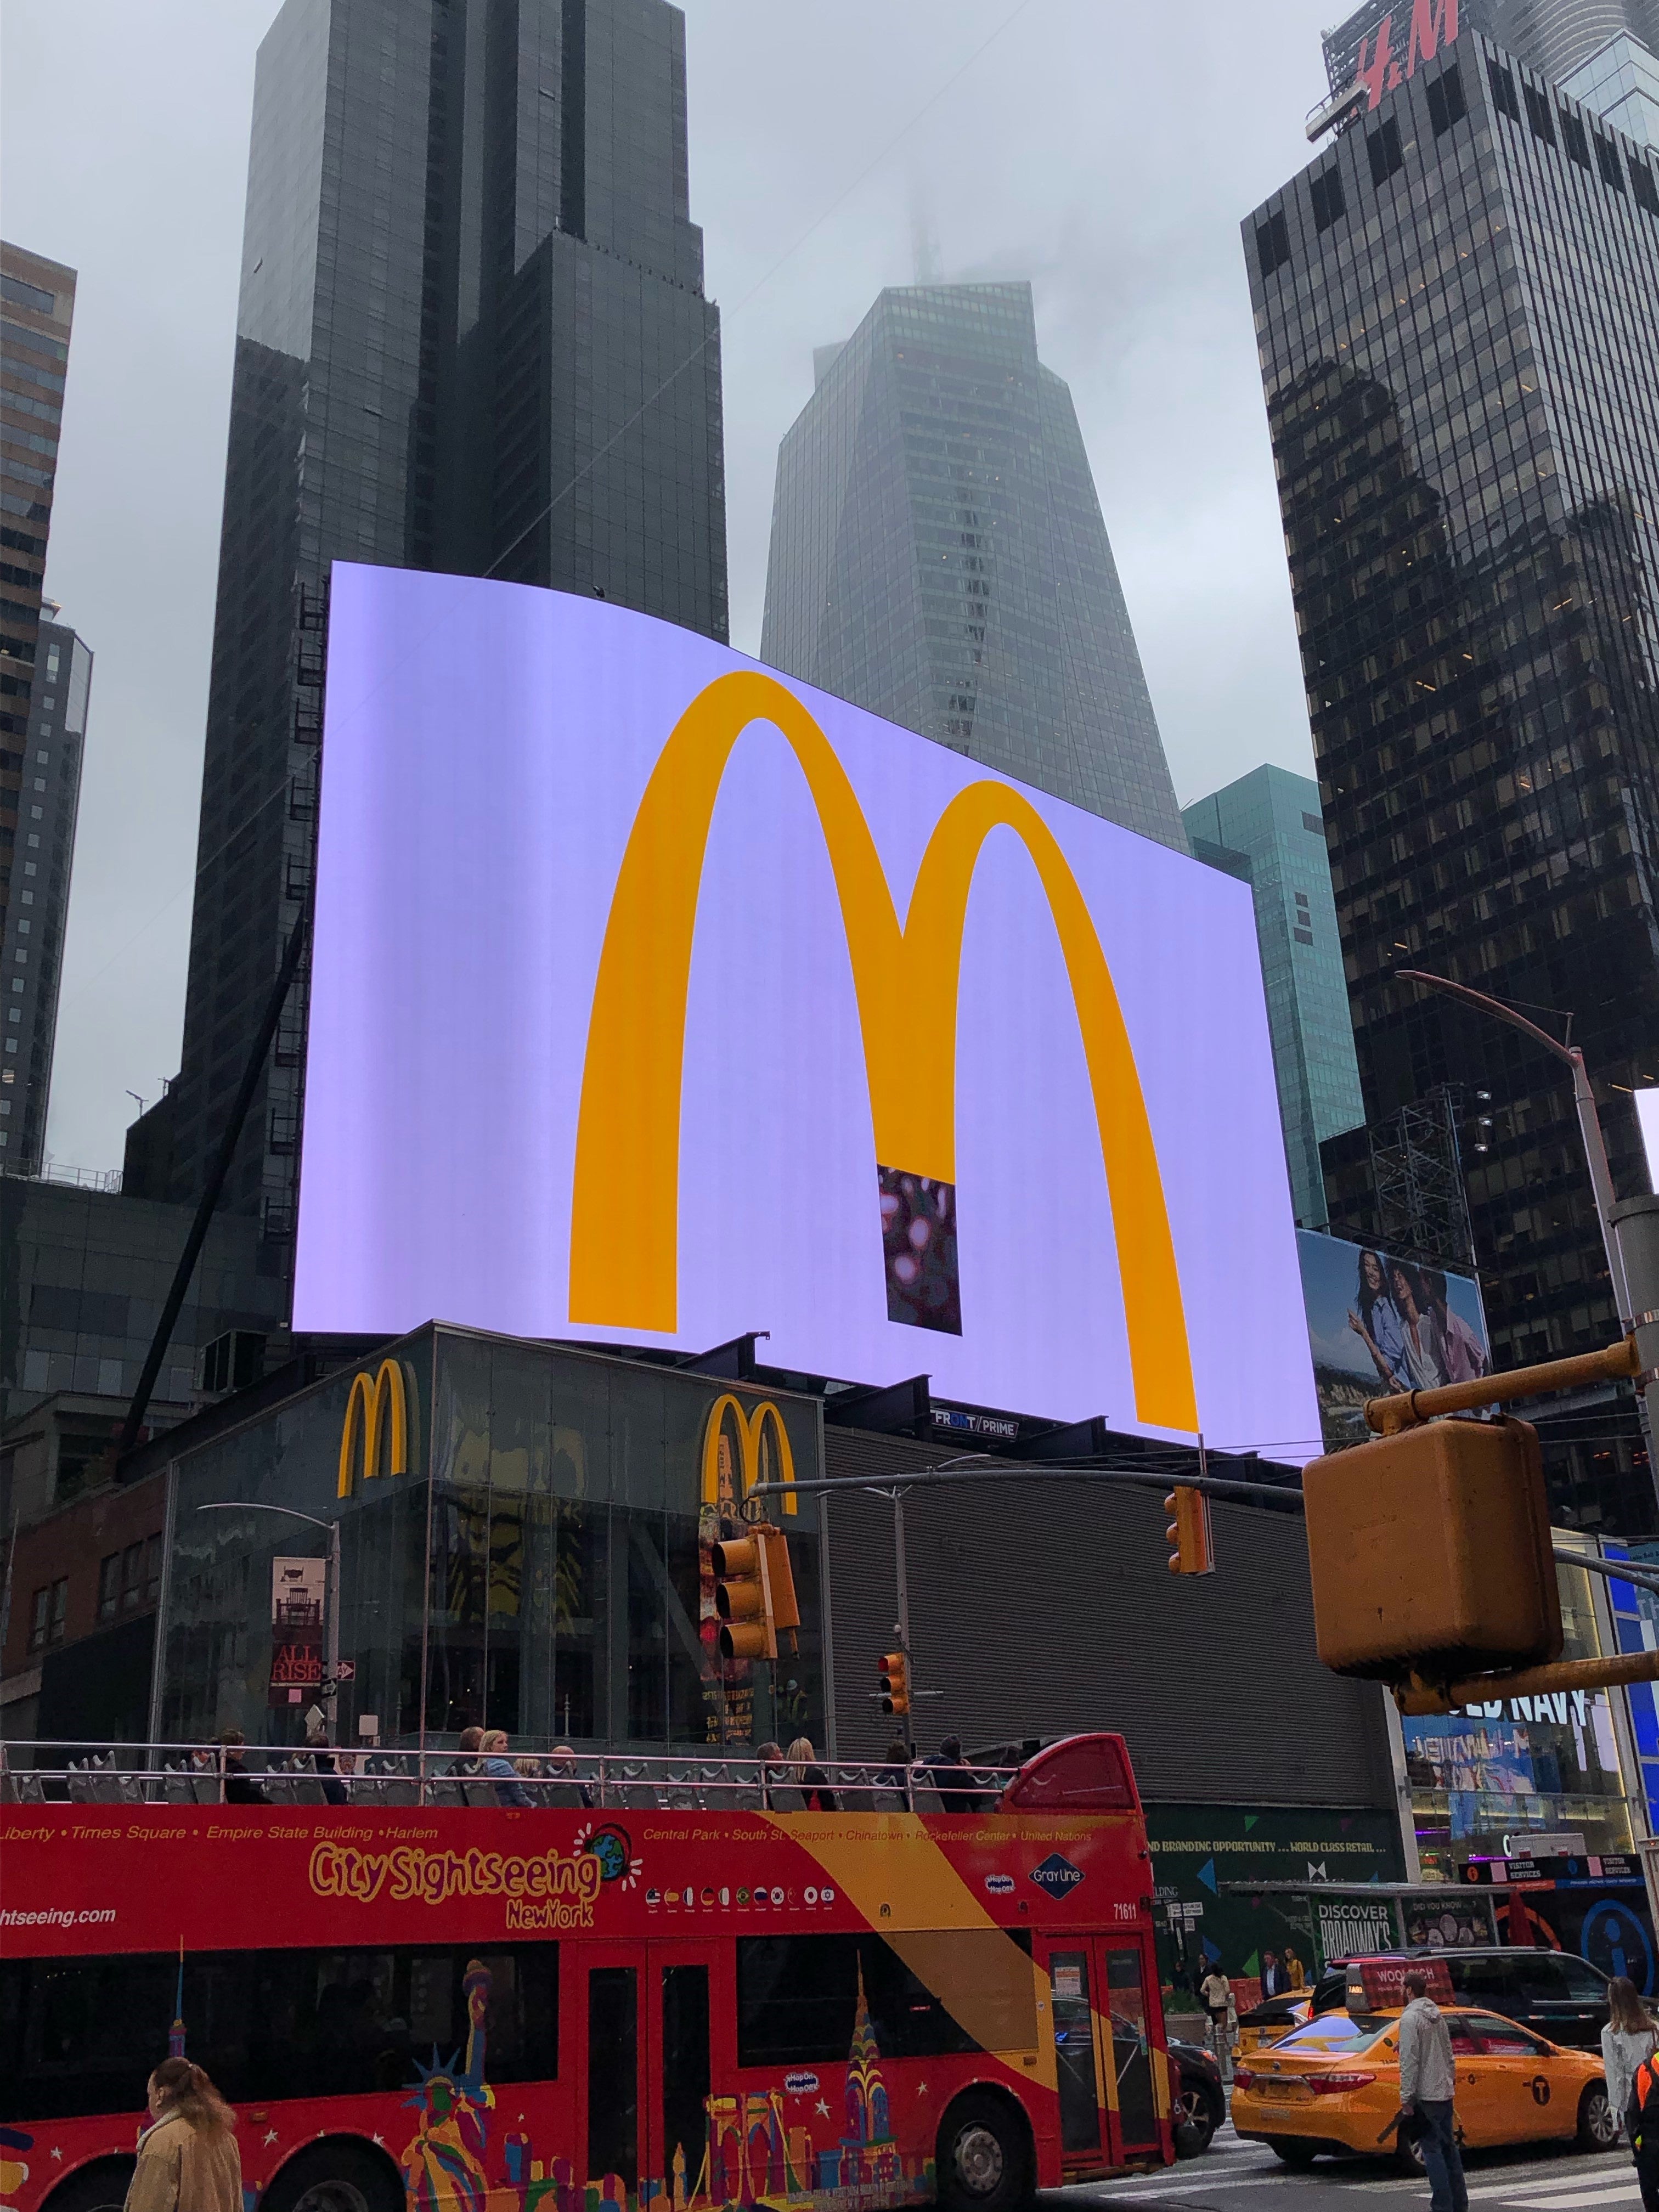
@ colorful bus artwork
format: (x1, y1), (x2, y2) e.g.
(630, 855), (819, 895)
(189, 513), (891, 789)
(0, 1735), (1176, 2212)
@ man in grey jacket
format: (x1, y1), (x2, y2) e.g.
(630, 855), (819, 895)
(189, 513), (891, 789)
(1397, 1971), (1466, 2212)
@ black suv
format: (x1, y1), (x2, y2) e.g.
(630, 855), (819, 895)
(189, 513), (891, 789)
(1359, 1949), (1612, 2048)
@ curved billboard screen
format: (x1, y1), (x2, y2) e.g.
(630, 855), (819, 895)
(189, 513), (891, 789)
(294, 563), (1319, 1453)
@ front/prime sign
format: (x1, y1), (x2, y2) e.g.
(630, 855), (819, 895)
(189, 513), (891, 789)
(295, 565), (1318, 1452)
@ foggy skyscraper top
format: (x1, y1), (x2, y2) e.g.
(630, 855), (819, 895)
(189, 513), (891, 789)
(760, 283), (1187, 851)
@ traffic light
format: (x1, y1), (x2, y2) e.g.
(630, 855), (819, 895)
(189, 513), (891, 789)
(879, 1651), (910, 1716)
(1302, 1415), (1561, 1684)
(711, 1520), (800, 1660)
(1163, 1486), (1214, 1576)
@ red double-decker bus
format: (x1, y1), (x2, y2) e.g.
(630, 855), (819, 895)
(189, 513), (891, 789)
(1, 1735), (1176, 2212)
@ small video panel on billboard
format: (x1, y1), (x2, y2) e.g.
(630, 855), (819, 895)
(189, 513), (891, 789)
(1297, 1227), (1492, 1451)
(295, 564), (1319, 1452)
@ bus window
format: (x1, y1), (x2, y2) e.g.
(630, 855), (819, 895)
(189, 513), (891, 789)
(1, 1948), (559, 2121)
(1105, 1945), (1159, 2154)
(736, 1932), (1031, 2067)
(661, 1965), (710, 2207)
(587, 1968), (639, 2192)
(1048, 1950), (1102, 2154)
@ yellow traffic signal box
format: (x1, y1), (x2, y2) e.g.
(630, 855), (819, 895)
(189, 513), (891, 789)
(1303, 1415), (1561, 1683)
(879, 1651), (910, 1716)
(1164, 1485), (1215, 1576)
(711, 1521), (800, 1661)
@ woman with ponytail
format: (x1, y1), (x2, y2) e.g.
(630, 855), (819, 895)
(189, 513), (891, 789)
(125, 2059), (241, 2212)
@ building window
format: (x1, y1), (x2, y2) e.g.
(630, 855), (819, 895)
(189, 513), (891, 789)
(97, 1552), (121, 1622)
(1426, 64), (1466, 136)
(1367, 117), (1403, 186)
(1594, 135), (1624, 192)
(28, 1576), (67, 1652)
(1560, 109), (1590, 167)
(1255, 210), (1291, 279)
(121, 1541), (144, 1610)
(1523, 81), (1555, 144)
(1486, 57), (1519, 121)
(1310, 165), (1346, 233)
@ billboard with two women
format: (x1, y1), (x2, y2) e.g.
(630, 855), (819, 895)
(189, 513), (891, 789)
(1296, 1228), (1491, 1449)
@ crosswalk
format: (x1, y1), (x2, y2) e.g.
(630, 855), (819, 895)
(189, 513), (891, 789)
(1068, 2126), (1639, 2208)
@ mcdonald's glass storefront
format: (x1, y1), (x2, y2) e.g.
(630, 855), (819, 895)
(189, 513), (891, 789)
(154, 1326), (827, 1754)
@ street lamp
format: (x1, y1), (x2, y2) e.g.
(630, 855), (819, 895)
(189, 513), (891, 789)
(1396, 970), (1632, 1320)
(195, 1502), (341, 1744)
(1398, 970), (1656, 1511)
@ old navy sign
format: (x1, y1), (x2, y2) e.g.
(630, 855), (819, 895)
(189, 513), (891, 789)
(1355, 0), (1459, 108)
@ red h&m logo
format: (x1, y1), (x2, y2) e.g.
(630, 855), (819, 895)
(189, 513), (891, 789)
(1355, 0), (1458, 108)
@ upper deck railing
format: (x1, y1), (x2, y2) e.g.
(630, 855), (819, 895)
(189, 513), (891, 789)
(0, 1738), (1026, 1815)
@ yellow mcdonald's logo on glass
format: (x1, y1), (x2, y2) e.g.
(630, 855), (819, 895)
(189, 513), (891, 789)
(571, 670), (1197, 1434)
(295, 569), (1322, 1459)
(701, 1393), (799, 1517)
(338, 1359), (411, 1499)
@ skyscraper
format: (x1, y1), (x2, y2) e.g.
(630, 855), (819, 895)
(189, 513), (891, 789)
(1, 244), (81, 1172)
(1246, 31), (1659, 1527)
(760, 283), (1186, 849)
(153, 0), (727, 1254)
(1182, 766), (1365, 1231)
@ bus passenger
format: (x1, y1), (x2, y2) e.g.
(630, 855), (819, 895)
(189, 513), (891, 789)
(755, 1741), (786, 1810)
(787, 1737), (837, 1812)
(125, 2058), (241, 2212)
(216, 1732), (268, 1807)
(481, 1730), (534, 1808)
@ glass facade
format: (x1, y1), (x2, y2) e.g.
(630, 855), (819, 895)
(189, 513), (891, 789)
(1182, 764), (1366, 1228)
(1246, 34), (1659, 1528)
(760, 283), (1187, 850)
(1402, 1553), (1634, 1875)
(1561, 27), (1659, 143)
(160, 0), (727, 1261)
(1, 242), (78, 1167)
(156, 1328), (827, 1757)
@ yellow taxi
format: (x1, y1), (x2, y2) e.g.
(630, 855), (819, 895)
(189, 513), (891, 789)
(1232, 2003), (1618, 2169)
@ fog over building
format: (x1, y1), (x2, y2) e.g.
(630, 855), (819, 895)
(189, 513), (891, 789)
(760, 282), (1186, 850)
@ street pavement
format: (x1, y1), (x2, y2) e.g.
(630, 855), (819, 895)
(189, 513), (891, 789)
(1053, 2121), (1640, 2210)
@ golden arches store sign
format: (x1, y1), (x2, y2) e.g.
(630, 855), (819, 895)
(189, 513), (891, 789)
(292, 569), (1321, 1456)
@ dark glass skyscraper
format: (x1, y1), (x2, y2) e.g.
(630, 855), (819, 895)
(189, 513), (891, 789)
(760, 283), (1186, 848)
(1246, 33), (1659, 1529)
(156, 0), (726, 1255)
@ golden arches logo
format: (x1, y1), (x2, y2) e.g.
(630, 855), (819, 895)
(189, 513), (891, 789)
(337, 1359), (411, 1499)
(700, 1394), (798, 1517)
(570, 670), (1198, 1435)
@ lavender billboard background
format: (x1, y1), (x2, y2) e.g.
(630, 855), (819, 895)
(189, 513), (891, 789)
(294, 563), (1321, 1455)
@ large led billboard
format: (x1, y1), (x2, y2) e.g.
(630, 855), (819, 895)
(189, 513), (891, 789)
(294, 563), (1320, 1454)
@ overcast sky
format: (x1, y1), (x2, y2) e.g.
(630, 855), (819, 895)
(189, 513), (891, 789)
(2, 0), (1338, 1173)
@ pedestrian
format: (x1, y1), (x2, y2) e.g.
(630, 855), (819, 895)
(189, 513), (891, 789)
(1397, 1970), (1466, 2212)
(1630, 2044), (1659, 2210)
(215, 1731), (268, 1807)
(481, 1729), (534, 1808)
(1199, 1963), (1232, 2067)
(1605, 1975), (1659, 2146)
(123, 2058), (241, 2212)
(787, 1736), (837, 1812)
